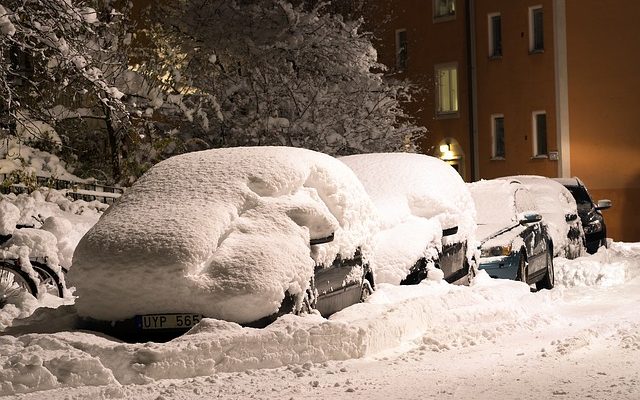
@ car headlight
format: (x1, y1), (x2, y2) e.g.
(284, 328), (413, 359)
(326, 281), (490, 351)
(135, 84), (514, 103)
(481, 244), (512, 257)
(584, 219), (603, 234)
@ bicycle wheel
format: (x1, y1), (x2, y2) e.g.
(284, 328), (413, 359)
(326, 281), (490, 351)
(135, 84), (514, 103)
(0, 261), (38, 308)
(31, 262), (65, 298)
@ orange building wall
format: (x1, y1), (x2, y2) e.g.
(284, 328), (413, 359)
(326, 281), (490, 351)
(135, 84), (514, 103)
(474, 0), (558, 180)
(365, 0), (473, 179)
(566, 0), (640, 242)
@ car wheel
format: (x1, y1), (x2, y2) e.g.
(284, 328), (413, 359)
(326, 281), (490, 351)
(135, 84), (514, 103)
(515, 251), (528, 284)
(32, 262), (64, 298)
(360, 278), (373, 303)
(536, 248), (555, 291)
(0, 261), (38, 308)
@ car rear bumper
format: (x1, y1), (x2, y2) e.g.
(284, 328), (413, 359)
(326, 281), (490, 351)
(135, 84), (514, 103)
(478, 253), (520, 281)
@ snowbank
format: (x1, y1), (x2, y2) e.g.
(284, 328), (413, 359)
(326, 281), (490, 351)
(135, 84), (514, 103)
(69, 147), (379, 323)
(341, 153), (476, 284)
(1, 242), (639, 396)
(555, 242), (640, 287)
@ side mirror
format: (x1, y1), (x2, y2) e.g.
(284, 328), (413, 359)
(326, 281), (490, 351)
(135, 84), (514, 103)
(442, 226), (459, 237)
(595, 199), (612, 211)
(310, 233), (335, 245)
(519, 212), (542, 225)
(565, 213), (578, 222)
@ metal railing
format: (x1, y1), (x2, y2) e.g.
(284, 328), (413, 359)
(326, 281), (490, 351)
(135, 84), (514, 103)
(0, 173), (124, 205)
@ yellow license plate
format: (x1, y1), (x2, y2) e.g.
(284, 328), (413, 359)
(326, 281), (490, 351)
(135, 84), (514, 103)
(137, 313), (202, 330)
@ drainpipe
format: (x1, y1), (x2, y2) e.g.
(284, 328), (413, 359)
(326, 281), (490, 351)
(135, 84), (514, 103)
(553, 0), (571, 177)
(465, 0), (479, 181)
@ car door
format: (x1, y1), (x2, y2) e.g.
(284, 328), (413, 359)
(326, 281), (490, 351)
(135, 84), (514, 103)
(514, 188), (546, 274)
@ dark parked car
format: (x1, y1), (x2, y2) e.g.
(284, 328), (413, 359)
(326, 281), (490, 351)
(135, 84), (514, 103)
(501, 175), (584, 259)
(554, 177), (611, 254)
(468, 179), (555, 290)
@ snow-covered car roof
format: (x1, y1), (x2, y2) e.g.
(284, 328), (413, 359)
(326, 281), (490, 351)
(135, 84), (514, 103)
(340, 153), (476, 284)
(69, 147), (379, 323)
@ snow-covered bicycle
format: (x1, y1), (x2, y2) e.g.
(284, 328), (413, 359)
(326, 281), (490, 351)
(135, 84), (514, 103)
(0, 224), (65, 308)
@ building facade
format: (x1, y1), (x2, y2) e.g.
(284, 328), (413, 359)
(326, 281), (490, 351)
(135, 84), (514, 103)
(364, 0), (640, 242)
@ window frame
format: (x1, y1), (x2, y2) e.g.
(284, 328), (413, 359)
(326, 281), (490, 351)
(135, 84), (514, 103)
(529, 5), (544, 53)
(395, 29), (408, 72)
(532, 111), (548, 157)
(491, 114), (505, 159)
(435, 62), (459, 117)
(488, 12), (502, 58)
(433, 0), (456, 22)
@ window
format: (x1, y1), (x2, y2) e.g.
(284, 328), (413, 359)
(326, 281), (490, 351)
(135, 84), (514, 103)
(529, 6), (544, 52)
(433, 0), (455, 20)
(396, 29), (408, 72)
(491, 114), (505, 158)
(533, 111), (548, 156)
(435, 63), (458, 115)
(488, 13), (502, 58)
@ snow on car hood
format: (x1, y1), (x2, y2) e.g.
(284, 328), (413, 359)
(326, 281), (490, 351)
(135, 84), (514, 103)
(69, 147), (379, 323)
(340, 153), (476, 284)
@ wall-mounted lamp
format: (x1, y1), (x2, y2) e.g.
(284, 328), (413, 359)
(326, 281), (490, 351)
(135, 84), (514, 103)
(439, 143), (451, 153)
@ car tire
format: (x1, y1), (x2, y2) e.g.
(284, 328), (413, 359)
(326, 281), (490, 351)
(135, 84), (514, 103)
(32, 262), (64, 298)
(536, 247), (555, 291)
(515, 251), (528, 284)
(360, 278), (373, 302)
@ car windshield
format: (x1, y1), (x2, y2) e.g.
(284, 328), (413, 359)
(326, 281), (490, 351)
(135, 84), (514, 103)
(566, 185), (593, 213)
(469, 181), (517, 226)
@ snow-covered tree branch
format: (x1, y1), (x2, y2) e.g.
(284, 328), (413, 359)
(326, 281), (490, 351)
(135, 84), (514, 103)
(137, 0), (425, 156)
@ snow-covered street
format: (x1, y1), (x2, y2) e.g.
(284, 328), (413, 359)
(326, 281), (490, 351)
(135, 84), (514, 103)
(2, 242), (639, 399)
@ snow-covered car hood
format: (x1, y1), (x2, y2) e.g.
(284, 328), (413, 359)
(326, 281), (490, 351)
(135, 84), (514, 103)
(477, 223), (526, 249)
(69, 147), (379, 323)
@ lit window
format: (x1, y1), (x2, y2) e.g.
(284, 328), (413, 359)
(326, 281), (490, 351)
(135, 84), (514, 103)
(529, 6), (544, 52)
(434, 0), (455, 20)
(435, 63), (458, 115)
(533, 111), (547, 156)
(492, 114), (505, 158)
(488, 13), (502, 58)
(396, 29), (407, 72)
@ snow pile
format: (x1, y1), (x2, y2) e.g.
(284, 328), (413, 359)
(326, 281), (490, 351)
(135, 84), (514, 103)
(0, 272), (557, 396)
(555, 242), (640, 287)
(341, 153), (476, 284)
(2, 242), (640, 396)
(69, 147), (379, 323)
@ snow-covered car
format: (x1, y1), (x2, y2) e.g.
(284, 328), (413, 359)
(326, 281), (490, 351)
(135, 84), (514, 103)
(69, 147), (380, 338)
(500, 176), (584, 259)
(468, 179), (554, 290)
(340, 153), (476, 285)
(554, 177), (611, 254)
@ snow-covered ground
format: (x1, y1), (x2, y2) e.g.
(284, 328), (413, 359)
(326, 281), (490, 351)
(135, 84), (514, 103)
(1, 241), (639, 399)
